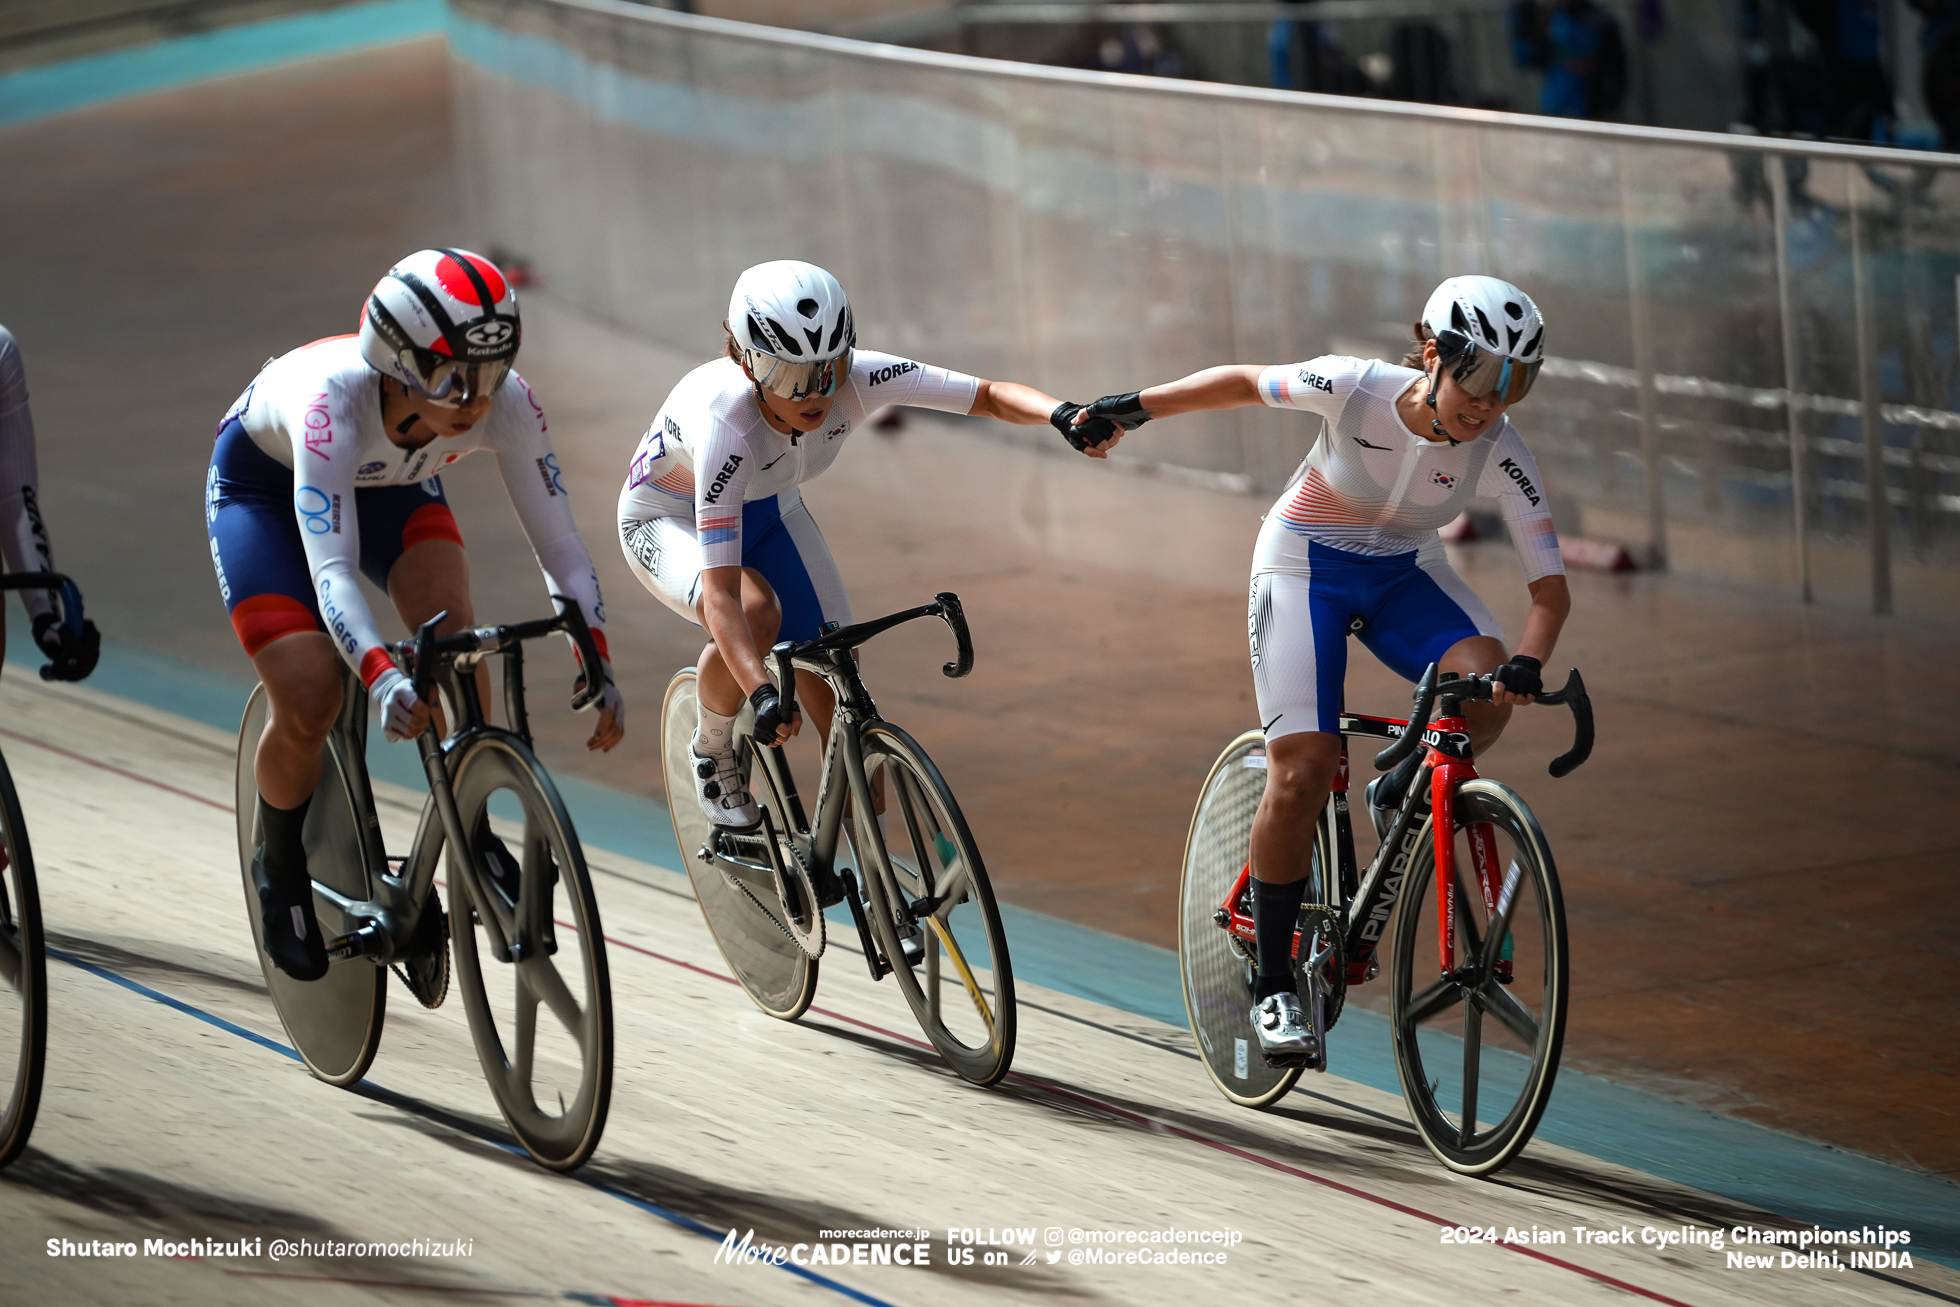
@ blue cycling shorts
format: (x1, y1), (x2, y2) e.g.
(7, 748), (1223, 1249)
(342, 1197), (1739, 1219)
(206, 417), (463, 655)
(618, 491), (852, 645)
(1248, 539), (1502, 740)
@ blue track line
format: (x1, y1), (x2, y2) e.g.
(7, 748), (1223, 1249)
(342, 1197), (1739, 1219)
(47, 947), (901, 1307)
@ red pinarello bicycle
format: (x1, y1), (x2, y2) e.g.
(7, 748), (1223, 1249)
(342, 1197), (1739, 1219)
(1179, 663), (1593, 1175)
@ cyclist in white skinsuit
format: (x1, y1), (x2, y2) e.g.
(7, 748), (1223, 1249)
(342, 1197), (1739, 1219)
(207, 249), (623, 983)
(1073, 276), (1571, 1067)
(0, 326), (98, 681)
(620, 260), (1102, 829)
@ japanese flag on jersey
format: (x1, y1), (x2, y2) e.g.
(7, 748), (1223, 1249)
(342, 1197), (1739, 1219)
(359, 248), (521, 408)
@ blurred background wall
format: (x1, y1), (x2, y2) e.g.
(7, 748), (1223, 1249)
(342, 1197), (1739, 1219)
(449, 0), (1960, 619)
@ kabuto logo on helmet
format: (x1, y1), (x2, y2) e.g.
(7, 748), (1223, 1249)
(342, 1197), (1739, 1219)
(359, 248), (522, 407)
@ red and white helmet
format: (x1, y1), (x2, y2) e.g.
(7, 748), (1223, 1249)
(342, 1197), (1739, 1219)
(359, 248), (521, 407)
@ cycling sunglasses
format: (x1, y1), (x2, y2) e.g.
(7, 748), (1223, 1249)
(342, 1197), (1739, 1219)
(406, 354), (514, 409)
(1433, 329), (1540, 405)
(747, 347), (850, 402)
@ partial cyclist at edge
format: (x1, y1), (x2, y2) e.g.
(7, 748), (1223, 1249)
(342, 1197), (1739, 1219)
(1069, 275), (1571, 1067)
(0, 325), (100, 684)
(619, 259), (1112, 829)
(206, 249), (625, 984)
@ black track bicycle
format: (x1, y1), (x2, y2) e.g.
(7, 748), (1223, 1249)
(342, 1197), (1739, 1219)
(0, 571), (94, 1168)
(1180, 663), (1593, 1175)
(659, 593), (1015, 1086)
(234, 602), (613, 1170)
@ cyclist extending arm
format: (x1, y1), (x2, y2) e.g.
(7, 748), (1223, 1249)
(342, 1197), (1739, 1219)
(618, 260), (1094, 830)
(1074, 275), (1569, 1064)
(0, 326), (99, 682)
(208, 249), (622, 982)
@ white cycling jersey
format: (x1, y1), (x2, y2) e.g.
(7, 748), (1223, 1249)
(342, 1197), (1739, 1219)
(0, 327), (54, 621)
(225, 334), (607, 686)
(1254, 356), (1564, 582)
(616, 352), (979, 568)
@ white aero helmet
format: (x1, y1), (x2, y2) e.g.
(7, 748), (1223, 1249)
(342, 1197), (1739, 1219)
(1418, 275), (1545, 405)
(360, 248), (521, 407)
(728, 260), (855, 401)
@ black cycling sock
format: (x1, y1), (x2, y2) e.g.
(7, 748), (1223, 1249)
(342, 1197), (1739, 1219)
(255, 796), (327, 982)
(1252, 875), (1309, 1001)
(258, 795), (311, 873)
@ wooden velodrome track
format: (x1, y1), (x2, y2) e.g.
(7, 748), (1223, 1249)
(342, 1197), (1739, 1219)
(0, 29), (1956, 1306)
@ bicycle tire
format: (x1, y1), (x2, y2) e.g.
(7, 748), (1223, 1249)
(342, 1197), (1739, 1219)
(0, 748), (46, 1168)
(851, 723), (1015, 1086)
(1389, 779), (1568, 1176)
(446, 732), (613, 1171)
(660, 669), (816, 1021)
(1178, 731), (1305, 1108)
(234, 682), (386, 1086)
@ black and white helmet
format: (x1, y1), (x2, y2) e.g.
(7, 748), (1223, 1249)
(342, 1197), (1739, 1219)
(359, 248), (521, 408)
(1418, 275), (1545, 405)
(728, 260), (855, 401)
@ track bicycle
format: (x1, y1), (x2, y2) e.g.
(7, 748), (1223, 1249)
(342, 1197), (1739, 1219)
(660, 593), (1015, 1086)
(234, 602), (614, 1170)
(0, 571), (92, 1168)
(1180, 662), (1593, 1175)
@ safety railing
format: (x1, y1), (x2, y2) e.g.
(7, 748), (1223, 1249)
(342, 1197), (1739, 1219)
(449, 0), (1960, 618)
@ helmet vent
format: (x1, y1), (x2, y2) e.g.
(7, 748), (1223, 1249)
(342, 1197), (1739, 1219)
(1521, 326), (1544, 359)
(1450, 303), (1471, 336)
(827, 311), (851, 353)
(797, 298), (819, 317)
(765, 316), (802, 357)
(1473, 305), (1498, 346)
(1507, 326), (1522, 350)
(805, 327), (823, 351)
(1504, 300), (1523, 319)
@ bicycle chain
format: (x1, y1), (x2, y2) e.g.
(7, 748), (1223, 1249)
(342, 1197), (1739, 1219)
(715, 830), (825, 960)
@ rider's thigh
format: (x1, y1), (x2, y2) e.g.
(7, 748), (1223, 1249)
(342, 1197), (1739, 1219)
(738, 566), (783, 646)
(253, 631), (345, 741)
(795, 667), (835, 740)
(385, 538), (477, 634)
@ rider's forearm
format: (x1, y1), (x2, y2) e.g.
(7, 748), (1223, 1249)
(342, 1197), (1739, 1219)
(699, 568), (772, 697)
(1137, 365), (1265, 419)
(969, 380), (1065, 425)
(1514, 573), (1570, 665)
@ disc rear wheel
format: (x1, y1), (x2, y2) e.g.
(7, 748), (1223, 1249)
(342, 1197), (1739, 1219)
(234, 682), (385, 1087)
(660, 669), (816, 1020)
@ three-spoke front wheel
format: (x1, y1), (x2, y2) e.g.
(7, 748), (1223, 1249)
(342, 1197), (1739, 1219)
(1389, 779), (1567, 1176)
(448, 736), (613, 1171)
(851, 725), (1015, 1087)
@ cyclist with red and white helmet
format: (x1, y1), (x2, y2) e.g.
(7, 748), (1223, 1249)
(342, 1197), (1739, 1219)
(618, 260), (1107, 830)
(207, 248), (623, 982)
(1070, 274), (1571, 1068)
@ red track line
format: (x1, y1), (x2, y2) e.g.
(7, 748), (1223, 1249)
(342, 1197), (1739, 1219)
(22, 724), (1698, 1307)
(0, 725), (236, 813)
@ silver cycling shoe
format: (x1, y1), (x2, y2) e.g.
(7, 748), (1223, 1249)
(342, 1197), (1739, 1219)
(691, 729), (760, 829)
(1252, 991), (1322, 1068)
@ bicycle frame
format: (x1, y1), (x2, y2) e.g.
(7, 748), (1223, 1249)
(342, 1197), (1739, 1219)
(699, 594), (974, 980)
(319, 605), (604, 967)
(1213, 667), (1591, 985)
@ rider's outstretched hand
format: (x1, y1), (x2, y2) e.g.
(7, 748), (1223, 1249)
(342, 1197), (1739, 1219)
(33, 611), (100, 682)
(1049, 401), (1122, 458)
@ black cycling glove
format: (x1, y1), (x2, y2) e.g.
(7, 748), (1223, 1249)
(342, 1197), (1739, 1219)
(33, 611), (100, 683)
(1049, 401), (1118, 454)
(1085, 391), (1152, 431)
(750, 682), (796, 743)
(1492, 654), (1542, 699)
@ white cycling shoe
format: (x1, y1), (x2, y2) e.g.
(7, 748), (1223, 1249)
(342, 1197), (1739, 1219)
(691, 730), (760, 829)
(1252, 991), (1322, 1067)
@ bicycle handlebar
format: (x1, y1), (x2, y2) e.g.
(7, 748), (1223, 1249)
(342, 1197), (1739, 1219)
(765, 591), (975, 729)
(1371, 662), (1593, 778)
(391, 599), (606, 711)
